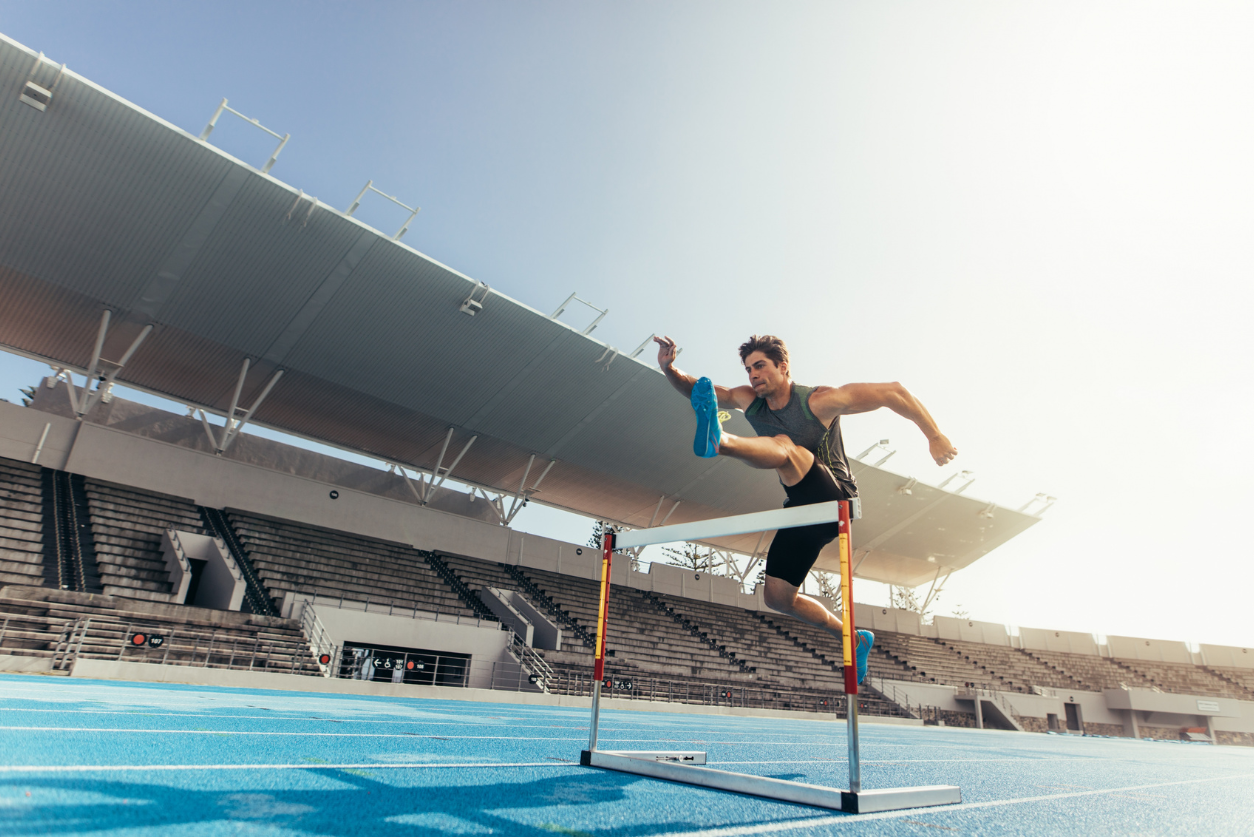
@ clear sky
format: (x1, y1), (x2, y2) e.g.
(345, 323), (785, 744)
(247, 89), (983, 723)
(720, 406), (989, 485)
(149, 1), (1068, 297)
(1, 2), (1252, 648)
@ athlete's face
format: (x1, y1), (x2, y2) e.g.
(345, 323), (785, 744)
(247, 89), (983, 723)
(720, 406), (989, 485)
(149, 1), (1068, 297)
(743, 351), (789, 398)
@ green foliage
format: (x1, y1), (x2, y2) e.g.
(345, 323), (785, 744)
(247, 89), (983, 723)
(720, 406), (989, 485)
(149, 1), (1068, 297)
(661, 542), (711, 572)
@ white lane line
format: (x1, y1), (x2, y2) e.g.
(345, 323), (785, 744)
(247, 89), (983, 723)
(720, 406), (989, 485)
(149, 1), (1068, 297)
(0, 709), (648, 731)
(709, 758), (1107, 765)
(0, 727), (846, 745)
(0, 761), (575, 774)
(645, 772), (1254, 837)
(3, 727), (1234, 762)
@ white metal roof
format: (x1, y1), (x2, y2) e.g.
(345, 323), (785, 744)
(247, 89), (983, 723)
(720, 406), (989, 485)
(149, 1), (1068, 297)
(0, 34), (1039, 587)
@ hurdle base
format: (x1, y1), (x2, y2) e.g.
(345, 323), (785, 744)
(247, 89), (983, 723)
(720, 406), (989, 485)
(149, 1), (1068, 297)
(582, 750), (960, 813)
(839, 785), (962, 814)
(580, 750), (706, 766)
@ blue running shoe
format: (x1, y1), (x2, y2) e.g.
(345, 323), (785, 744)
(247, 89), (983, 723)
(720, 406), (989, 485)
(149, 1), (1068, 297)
(690, 377), (720, 458)
(855, 630), (874, 685)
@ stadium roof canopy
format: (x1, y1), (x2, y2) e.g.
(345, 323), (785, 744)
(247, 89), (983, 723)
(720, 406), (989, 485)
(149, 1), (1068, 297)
(0, 34), (1040, 588)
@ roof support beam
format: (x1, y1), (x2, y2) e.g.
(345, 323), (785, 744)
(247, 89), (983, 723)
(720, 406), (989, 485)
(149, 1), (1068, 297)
(423, 430), (476, 503)
(80, 309), (110, 399)
(201, 360), (283, 456)
(421, 428), (454, 504)
(75, 320), (152, 420)
(389, 463), (427, 507)
(920, 568), (952, 615)
(505, 455), (535, 523)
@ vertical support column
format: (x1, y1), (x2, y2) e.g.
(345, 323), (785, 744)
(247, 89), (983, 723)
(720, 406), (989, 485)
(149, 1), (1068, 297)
(838, 500), (861, 793)
(588, 529), (615, 754)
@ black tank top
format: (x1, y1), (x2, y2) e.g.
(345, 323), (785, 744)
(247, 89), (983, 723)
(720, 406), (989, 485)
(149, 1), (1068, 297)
(744, 383), (858, 498)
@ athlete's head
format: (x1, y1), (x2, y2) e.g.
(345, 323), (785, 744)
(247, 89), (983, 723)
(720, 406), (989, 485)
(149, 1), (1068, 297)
(738, 335), (790, 397)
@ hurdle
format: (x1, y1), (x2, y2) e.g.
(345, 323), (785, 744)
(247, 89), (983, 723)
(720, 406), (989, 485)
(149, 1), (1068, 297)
(578, 499), (962, 814)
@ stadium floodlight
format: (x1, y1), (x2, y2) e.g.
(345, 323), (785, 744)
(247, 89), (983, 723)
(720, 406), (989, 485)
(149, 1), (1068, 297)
(629, 334), (655, 359)
(1018, 493), (1057, 515)
(856, 439), (896, 466)
(199, 98), (290, 174)
(344, 180), (421, 240)
(938, 469), (974, 491)
(19, 52), (65, 112)
(460, 281), (490, 316)
(856, 439), (891, 459)
(550, 293), (609, 335)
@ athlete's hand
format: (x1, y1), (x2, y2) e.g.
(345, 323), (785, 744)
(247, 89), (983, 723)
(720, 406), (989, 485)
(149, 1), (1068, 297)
(929, 434), (957, 466)
(654, 335), (678, 371)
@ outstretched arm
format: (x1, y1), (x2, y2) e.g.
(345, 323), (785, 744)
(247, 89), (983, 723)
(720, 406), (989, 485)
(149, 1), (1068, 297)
(654, 336), (755, 410)
(810, 382), (957, 466)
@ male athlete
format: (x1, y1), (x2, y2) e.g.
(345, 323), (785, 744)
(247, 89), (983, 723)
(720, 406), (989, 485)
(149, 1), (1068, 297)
(655, 334), (957, 684)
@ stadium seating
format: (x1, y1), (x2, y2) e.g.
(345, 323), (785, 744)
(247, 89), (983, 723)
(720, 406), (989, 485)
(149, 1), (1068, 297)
(0, 584), (320, 674)
(1018, 649), (1158, 692)
(228, 511), (480, 619)
(1112, 659), (1252, 701)
(516, 565), (748, 679)
(0, 459), (45, 587)
(873, 631), (1000, 688)
(1207, 665), (1254, 695)
(3, 453), (1252, 728)
(935, 638), (1085, 692)
(82, 478), (206, 601)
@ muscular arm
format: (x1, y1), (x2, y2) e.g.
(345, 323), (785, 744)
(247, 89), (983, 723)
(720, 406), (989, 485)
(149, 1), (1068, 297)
(810, 382), (958, 466)
(653, 336), (755, 410)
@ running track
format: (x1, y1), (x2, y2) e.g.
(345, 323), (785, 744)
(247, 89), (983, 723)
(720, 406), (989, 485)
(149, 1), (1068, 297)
(1, 674), (1251, 835)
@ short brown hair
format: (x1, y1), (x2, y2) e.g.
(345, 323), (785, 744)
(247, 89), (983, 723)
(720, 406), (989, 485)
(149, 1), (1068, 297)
(738, 335), (788, 367)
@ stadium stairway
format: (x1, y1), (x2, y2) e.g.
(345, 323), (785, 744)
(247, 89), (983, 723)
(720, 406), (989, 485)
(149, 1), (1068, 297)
(199, 507), (277, 617)
(436, 553), (590, 653)
(42, 470), (105, 595)
(0, 584), (321, 675)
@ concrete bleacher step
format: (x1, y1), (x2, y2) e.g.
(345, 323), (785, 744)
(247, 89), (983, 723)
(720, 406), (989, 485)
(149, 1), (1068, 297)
(226, 511), (487, 622)
(81, 478), (212, 602)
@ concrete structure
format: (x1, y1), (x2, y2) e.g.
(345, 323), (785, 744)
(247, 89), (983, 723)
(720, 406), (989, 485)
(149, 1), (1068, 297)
(160, 529), (245, 611)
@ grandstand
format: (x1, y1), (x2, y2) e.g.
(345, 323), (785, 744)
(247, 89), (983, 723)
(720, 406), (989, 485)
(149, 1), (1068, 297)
(0, 28), (1252, 750)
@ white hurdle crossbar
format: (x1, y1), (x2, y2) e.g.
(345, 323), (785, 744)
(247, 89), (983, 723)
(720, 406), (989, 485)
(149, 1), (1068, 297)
(579, 499), (961, 815)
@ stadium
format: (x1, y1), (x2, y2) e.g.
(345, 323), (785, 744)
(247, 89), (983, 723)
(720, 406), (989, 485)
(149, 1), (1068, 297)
(1, 16), (1253, 837)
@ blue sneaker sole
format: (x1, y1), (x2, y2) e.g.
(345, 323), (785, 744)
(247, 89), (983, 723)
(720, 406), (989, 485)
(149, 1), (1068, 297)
(691, 378), (719, 458)
(856, 630), (874, 685)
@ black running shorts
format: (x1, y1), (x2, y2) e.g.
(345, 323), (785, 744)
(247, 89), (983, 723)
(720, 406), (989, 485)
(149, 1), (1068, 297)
(763, 459), (851, 588)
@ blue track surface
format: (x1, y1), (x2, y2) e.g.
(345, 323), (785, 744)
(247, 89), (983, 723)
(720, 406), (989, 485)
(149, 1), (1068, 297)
(1, 674), (1252, 836)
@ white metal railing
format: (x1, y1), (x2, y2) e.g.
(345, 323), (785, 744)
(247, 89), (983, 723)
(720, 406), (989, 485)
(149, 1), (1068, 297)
(51, 618), (90, 671)
(117, 624), (315, 674)
(507, 631), (554, 693)
(298, 603), (337, 677)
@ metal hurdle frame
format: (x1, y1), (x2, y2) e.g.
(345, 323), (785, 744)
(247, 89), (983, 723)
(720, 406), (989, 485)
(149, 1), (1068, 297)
(579, 499), (962, 814)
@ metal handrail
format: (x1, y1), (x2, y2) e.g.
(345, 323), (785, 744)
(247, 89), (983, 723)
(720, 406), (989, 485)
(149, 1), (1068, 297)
(116, 624), (316, 674)
(508, 632), (555, 692)
(298, 602), (336, 677)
